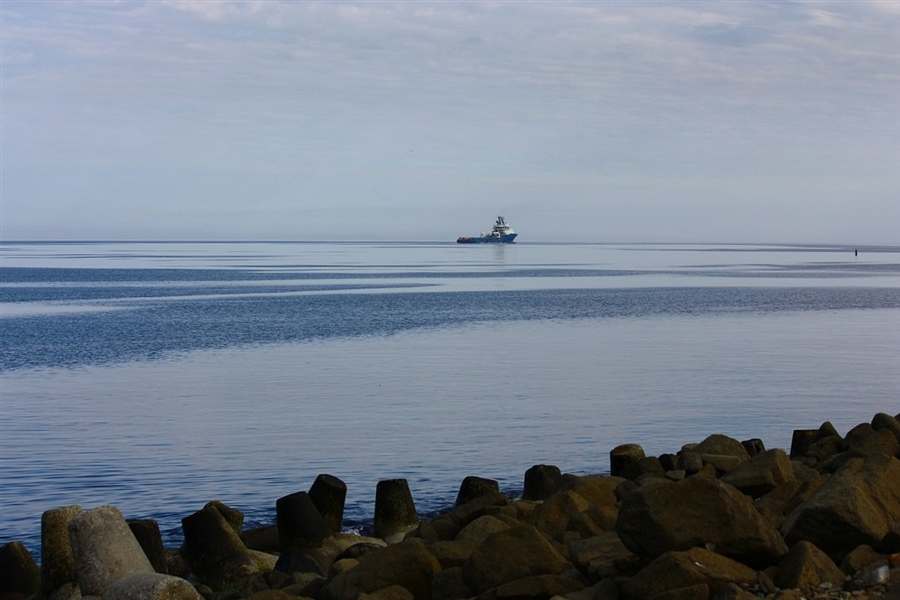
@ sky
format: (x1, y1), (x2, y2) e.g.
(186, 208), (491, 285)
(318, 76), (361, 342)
(1, 1), (898, 243)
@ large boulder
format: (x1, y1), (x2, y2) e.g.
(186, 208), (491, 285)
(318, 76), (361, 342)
(68, 506), (154, 597)
(557, 475), (621, 507)
(528, 491), (610, 540)
(569, 531), (640, 581)
(461, 525), (571, 594)
(616, 476), (788, 567)
(319, 538), (440, 600)
(782, 453), (900, 560)
(773, 541), (846, 591)
(622, 547), (756, 600)
(720, 449), (795, 498)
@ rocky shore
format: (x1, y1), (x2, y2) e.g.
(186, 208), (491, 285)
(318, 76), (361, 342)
(2, 413), (899, 600)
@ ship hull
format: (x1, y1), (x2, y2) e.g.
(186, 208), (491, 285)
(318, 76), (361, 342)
(457, 233), (517, 244)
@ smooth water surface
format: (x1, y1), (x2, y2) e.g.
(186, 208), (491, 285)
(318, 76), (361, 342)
(1, 241), (898, 555)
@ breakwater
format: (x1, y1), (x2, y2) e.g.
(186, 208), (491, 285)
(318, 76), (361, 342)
(2, 412), (899, 600)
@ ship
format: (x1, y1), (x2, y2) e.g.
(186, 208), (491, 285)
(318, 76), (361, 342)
(457, 216), (518, 243)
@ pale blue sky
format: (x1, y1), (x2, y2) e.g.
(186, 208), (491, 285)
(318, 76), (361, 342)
(2, 1), (898, 242)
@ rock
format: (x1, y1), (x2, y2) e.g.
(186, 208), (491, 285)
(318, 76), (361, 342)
(455, 515), (511, 545)
(308, 475), (347, 534)
(694, 435), (750, 462)
(425, 540), (478, 569)
(40, 506), (82, 598)
(319, 538), (440, 600)
(275, 491), (331, 549)
(0, 541), (41, 598)
(273, 547), (324, 577)
(621, 457), (666, 481)
(622, 547), (756, 599)
(181, 504), (266, 588)
(610, 444), (646, 478)
(454, 476), (500, 507)
(202, 501), (243, 536)
(306, 534), (386, 575)
(782, 453), (900, 560)
(711, 582), (757, 600)
(558, 475), (621, 507)
(569, 531), (640, 581)
(741, 438), (765, 457)
(408, 517), (461, 543)
(461, 524), (571, 594)
(774, 541), (846, 591)
(447, 491), (510, 529)
(678, 452), (704, 475)
(358, 585), (414, 600)
(493, 573), (584, 598)
(374, 479), (419, 542)
(431, 567), (469, 600)
(847, 427), (900, 458)
(127, 521), (167, 575)
(700, 454), (744, 474)
(790, 430), (818, 459)
(68, 506), (154, 596)
(805, 435), (843, 463)
(873, 413), (900, 444)
(528, 491), (595, 539)
(814, 421), (842, 442)
(842, 423), (877, 450)
(839, 544), (885, 575)
(616, 476), (788, 567)
(240, 525), (279, 553)
(660, 453), (680, 471)
(100, 572), (203, 600)
(720, 449), (795, 498)
(522, 465), (563, 501)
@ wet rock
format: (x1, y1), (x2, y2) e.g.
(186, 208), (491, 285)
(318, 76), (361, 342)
(69, 506), (154, 596)
(720, 448), (794, 499)
(616, 476), (788, 567)
(782, 453), (900, 560)
(622, 547), (756, 600)
(373, 479), (419, 543)
(522, 464), (563, 501)
(773, 540), (846, 591)
(461, 524), (571, 594)
(308, 474), (347, 534)
(39, 506), (82, 598)
(275, 492), (330, 550)
(101, 572), (203, 600)
(454, 476), (500, 507)
(610, 444), (646, 478)
(0, 541), (41, 598)
(319, 538), (440, 600)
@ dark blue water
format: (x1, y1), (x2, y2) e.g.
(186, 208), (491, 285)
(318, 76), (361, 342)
(1, 241), (898, 557)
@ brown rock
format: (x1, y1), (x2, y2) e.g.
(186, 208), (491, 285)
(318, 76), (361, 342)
(623, 547), (756, 599)
(358, 585), (414, 600)
(873, 413), (900, 444)
(101, 572), (204, 600)
(805, 435), (843, 463)
(773, 540), (845, 591)
(847, 427), (900, 458)
(710, 582), (757, 600)
(616, 476), (788, 567)
(650, 583), (710, 600)
(842, 422), (877, 450)
(700, 454), (744, 474)
(559, 475), (622, 507)
(461, 524), (571, 594)
(529, 491), (593, 539)
(782, 453), (900, 560)
(425, 540), (477, 569)
(523, 464), (563, 501)
(319, 538), (440, 600)
(569, 531), (641, 581)
(790, 430), (818, 459)
(840, 544), (885, 575)
(694, 435), (750, 462)
(431, 567), (470, 600)
(455, 515), (511, 545)
(720, 449), (794, 498)
(454, 476), (500, 507)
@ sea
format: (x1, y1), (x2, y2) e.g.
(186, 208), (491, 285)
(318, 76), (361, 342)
(1, 240), (899, 558)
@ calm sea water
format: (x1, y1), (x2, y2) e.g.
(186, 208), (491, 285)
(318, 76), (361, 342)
(1, 241), (899, 557)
